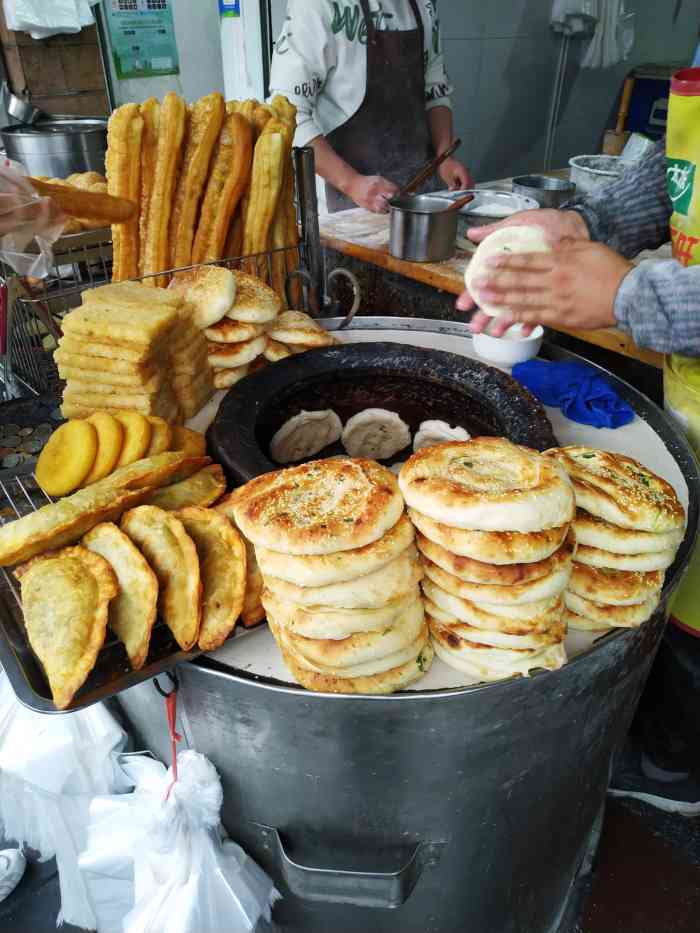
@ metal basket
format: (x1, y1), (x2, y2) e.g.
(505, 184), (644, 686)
(1, 231), (307, 402)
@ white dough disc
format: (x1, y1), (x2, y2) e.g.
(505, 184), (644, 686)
(464, 225), (552, 318)
(413, 420), (470, 453)
(270, 409), (342, 464)
(342, 408), (411, 460)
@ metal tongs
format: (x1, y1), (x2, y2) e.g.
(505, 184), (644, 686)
(397, 138), (462, 197)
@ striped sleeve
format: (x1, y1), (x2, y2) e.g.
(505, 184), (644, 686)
(614, 260), (700, 355)
(566, 141), (672, 258)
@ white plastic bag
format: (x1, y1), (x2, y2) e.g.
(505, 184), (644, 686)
(79, 751), (280, 933)
(0, 670), (128, 929)
(0, 159), (66, 277)
(3, 0), (97, 38)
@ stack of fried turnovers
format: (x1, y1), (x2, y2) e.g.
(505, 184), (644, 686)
(399, 438), (576, 683)
(5, 455), (241, 709)
(106, 92), (299, 307)
(545, 448), (686, 634)
(203, 269), (282, 389)
(232, 458), (432, 693)
(57, 282), (182, 421)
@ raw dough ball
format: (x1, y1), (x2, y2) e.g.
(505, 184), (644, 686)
(342, 409), (411, 460)
(270, 410), (343, 464)
(413, 420), (470, 453)
(464, 225), (551, 318)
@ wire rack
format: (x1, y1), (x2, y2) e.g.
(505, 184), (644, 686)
(0, 468), (242, 713)
(0, 231), (307, 402)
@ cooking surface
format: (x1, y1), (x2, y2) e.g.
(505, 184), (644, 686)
(204, 321), (691, 692)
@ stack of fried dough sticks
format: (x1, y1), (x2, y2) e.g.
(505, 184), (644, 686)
(106, 92), (299, 305)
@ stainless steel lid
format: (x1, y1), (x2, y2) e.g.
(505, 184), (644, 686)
(1, 118), (108, 136)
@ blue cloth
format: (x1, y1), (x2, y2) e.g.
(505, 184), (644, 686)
(512, 359), (635, 429)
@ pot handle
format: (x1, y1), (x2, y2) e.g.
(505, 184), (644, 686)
(253, 823), (444, 909)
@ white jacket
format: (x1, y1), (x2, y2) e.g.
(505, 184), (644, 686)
(269, 0), (454, 149)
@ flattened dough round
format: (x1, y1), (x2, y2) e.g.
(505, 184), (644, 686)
(464, 225), (551, 318)
(412, 420), (470, 453)
(342, 408), (411, 460)
(270, 409), (343, 464)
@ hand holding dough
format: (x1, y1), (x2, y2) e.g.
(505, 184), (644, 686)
(464, 225), (551, 318)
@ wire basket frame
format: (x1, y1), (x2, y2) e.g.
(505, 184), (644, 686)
(2, 231), (307, 400)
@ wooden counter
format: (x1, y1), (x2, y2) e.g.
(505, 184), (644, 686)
(319, 208), (665, 370)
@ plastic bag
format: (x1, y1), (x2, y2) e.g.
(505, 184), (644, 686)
(3, 0), (97, 38)
(0, 158), (66, 277)
(0, 670), (128, 929)
(79, 751), (280, 933)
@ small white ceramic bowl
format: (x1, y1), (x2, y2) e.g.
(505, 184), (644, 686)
(472, 323), (544, 367)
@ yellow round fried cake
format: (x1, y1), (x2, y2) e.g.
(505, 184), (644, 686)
(83, 412), (124, 485)
(262, 589), (421, 639)
(231, 457), (405, 555)
(426, 600), (565, 650)
(564, 590), (659, 628)
(422, 579), (563, 634)
(545, 447), (686, 534)
(114, 411), (152, 466)
(399, 438), (575, 532)
(145, 416), (173, 456)
(36, 419), (99, 496)
(573, 509), (685, 556)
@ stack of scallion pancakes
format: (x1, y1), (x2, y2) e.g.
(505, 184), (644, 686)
(399, 438), (576, 681)
(231, 458), (432, 693)
(545, 448), (685, 633)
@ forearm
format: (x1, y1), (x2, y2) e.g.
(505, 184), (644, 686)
(614, 260), (700, 354)
(309, 136), (358, 197)
(566, 142), (671, 258)
(427, 106), (454, 156)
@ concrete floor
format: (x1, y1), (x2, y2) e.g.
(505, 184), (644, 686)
(2, 799), (698, 933)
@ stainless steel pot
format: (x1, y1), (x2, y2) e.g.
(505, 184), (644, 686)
(117, 323), (698, 933)
(388, 194), (457, 262)
(512, 174), (576, 208)
(1, 117), (108, 178)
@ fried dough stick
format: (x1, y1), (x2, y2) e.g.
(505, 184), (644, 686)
(106, 103), (143, 282)
(242, 118), (286, 280)
(138, 97), (160, 276)
(192, 110), (253, 264)
(143, 92), (186, 287)
(169, 92), (225, 269)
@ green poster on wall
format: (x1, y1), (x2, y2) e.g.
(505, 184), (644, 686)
(104, 0), (180, 80)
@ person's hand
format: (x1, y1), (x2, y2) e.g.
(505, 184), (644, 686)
(438, 157), (473, 191)
(348, 174), (399, 213)
(467, 208), (590, 247)
(457, 239), (633, 336)
(0, 195), (62, 237)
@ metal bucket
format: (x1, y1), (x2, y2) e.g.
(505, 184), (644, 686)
(388, 195), (458, 262)
(117, 322), (699, 933)
(1, 117), (108, 178)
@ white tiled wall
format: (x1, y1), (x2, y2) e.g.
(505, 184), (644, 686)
(440, 0), (699, 181)
(267, 0), (699, 181)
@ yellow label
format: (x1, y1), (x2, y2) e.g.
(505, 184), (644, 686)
(667, 88), (700, 266)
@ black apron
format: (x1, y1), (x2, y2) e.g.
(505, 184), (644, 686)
(324, 0), (432, 213)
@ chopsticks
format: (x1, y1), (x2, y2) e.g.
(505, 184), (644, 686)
(398, 139), (462, 197)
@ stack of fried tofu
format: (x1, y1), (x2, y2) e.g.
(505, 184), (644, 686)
(56, 281), (214, 422)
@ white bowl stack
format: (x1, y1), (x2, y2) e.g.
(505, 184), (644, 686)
(231, 458), (432, 694)
(545, 448), (686, 633)
(399, 438), (576, 682)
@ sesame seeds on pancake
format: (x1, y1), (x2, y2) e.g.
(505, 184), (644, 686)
(232, 458), (404, 555)
(545, 447), (685, 534)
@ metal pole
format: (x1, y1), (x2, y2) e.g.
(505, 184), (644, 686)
(293, 146), (324, 315)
